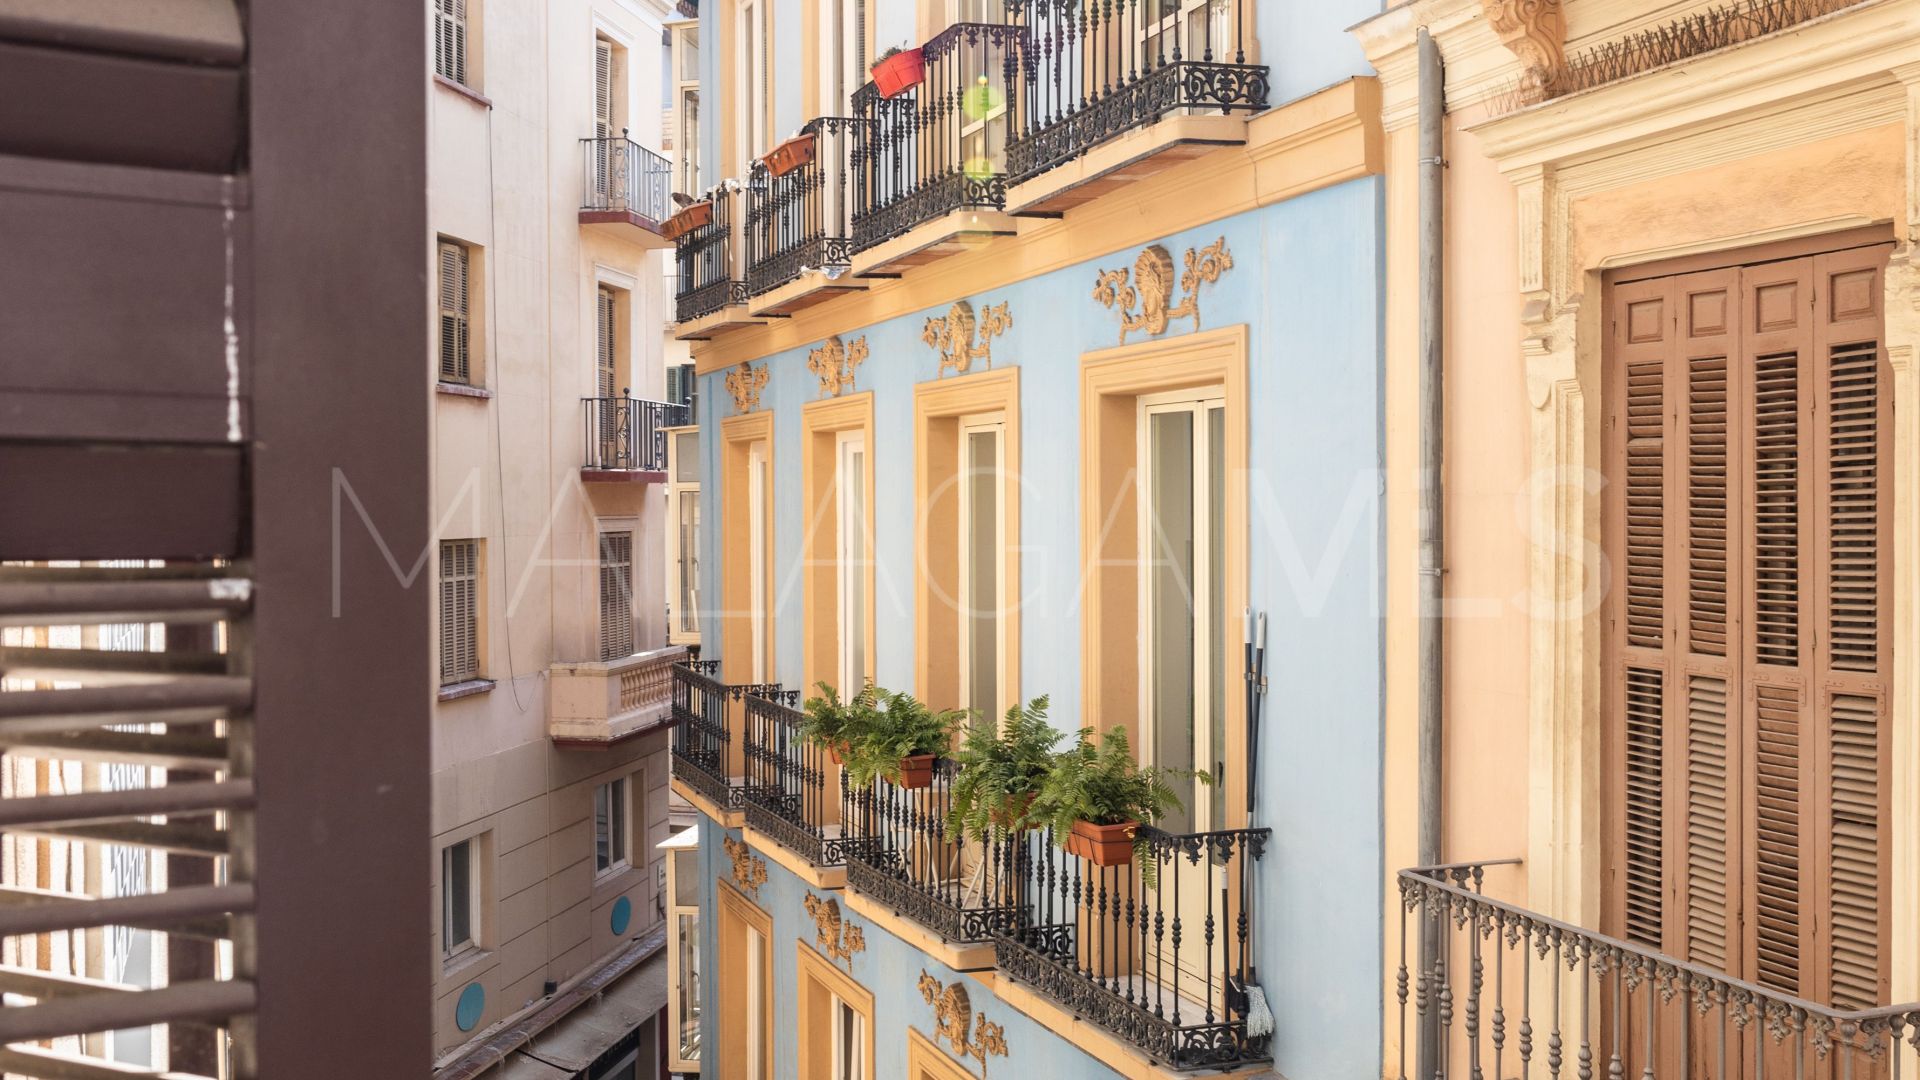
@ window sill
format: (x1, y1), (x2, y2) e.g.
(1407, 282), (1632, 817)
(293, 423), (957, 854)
(441, 945), (493, 981)
(433, 73), (492, 109)
(436, 381), (492, 400)
(438, 678), (496, 702)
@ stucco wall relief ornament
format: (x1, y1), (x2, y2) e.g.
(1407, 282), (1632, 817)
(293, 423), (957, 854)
(916, 971), (1008, 1075)
(722, 835), (766, 898)
(802, 892), (865, 970)
(1482, 0), (1566, 102)
(724, 361), (769, 414)
(807, 335), (868, 399)
(923, 299), (1013, 376)
(1092, 238), (1232, 345)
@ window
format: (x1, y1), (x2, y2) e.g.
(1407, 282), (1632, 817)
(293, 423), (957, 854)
(723, 413), (775, 684)
(592, 37), (626, 202)
(666, 430), (702, 647)
(437, 240), (472, 384)
(747, 924), (766, 1080)
(599, 531), (634, 661)
(819, 0), (866, 115)
(593, 777), (629, 874)
(441, 837), (478, 958)
(717, 880), (772, 1080)
(664, 829), (701, 1071)
(432, 0), (470, 85)
(834, 430), (866, 693)
(735, 0), (769, 171)
(957, 416), (1005, 716)
(749, 440), (773, 682)
(798, 941), (872, 1080)
(670, 22), (702, 194)
(1140, 0), (1234, 68)
(439, 540), (480, 685)
(831, 995), (865, 1080)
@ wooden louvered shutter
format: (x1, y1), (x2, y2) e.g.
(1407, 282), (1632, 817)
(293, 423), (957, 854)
(434, 0), (467, 85)
(600, 531), (635, 661)
(1606, 241), (1891, 1013)
(438, 242), (470, 384)
(440, 540), (479, 684)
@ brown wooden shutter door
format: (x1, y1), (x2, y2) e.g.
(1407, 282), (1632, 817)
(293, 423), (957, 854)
(1605, 241), (1892, 1020)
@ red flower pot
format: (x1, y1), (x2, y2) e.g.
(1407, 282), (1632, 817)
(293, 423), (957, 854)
(1065, 819), (1138, 867)
(896, 753), (938, 790)
(991, 792), (1036, 832)
(870, 48), (925, 99)
(661, 200), (713, 242)
(764, 132), (817, 178)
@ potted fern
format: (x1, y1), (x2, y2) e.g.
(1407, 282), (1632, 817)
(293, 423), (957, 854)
(944, 696), (1062, 842)
(799, 682), (879, 764)
(1029, 726), (1207, 870)
(842, 688), (963, 790)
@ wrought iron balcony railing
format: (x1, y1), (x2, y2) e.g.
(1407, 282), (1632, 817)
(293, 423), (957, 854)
(582, 395), (689, 472)
(669, 659), (793, 811)
(1004, 0), (1269, 184)
(1397, 860), (1920, 1079)
(995, 825), (1271, 1070)
(741, 691), (878, 868)
(745, 117), (867, 295)
(675, 186), (748, 322)
(844, 757), (1023, 942)
(581, 132), (672, 222)
(850, 23), (1026, 252)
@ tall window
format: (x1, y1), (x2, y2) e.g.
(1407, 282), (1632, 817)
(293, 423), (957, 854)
(735, 0), (769, 170)
(671, 22), (702, 194)
(666, 430), (702, 647)
(593, 37), (624, 202)
(594, 286), (623, 466)
(441, 837), (478, 958)
(820, 0), (866, 115)
(746, 924), (767, 1080)
(437, 240), (472, 384)
(832, 995), (866, 1080)
(432, 0), (469, 85)
(748, 441), (772, 682)
(599, 530), (634, 661)
(664, 829), (702, 1072)
(958, 416), (1005, 716)
(593, 777), (629, 873)
(835, 430), (867, 693)
(439, 539), (480, 685)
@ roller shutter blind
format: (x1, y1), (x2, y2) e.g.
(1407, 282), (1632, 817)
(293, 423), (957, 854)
(1604, 243), (1891, 1010)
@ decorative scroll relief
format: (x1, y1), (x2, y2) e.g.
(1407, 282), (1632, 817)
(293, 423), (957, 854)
(802, 892), (866, 970)
(725, 361), (769, 414)
(807, 335), (868, 399)
(923, 299), (1013, 376)
(1482, 0), (1566, 103)
(1092, 238), (1232, 345)
(722, 835), (766, 898)
(917, 972), (1008, 1076)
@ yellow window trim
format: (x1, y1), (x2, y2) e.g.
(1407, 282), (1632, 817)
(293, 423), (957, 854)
(1079, 324), (1249, 827)
(801, 392), (877, 698)
(906, 1027), (975, 1080)
(722, 411), (776, 692)
(715, 878), (774, 1080)
(913, 366), (1021, 719)
(797, 941), (876, 1080)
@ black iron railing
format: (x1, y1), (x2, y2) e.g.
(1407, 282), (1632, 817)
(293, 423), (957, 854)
(582, 395), (689, 471)
(670, 660), (792, 810)
(1398, 860), (1920, 1080)
(995, 825), (1271, 1070)
(844, 758), (1023, 942)
(582, 132), (673, 222)
(1004, 0), (1268, 183)
(741, 692), (879, 867)
(850, 23), (1026, 252)
(745, 117), (867, 295)
(675, 186), (747, 322)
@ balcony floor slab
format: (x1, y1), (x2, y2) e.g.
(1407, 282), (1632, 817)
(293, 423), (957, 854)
(842, 886), (997, 972)
(579, 210), (674, 250)
(668, 775), (743, 828)
(746, 272), (868, 317)
(742, 822), (847, 890)
(1005, 113), (1251, 218)
(672, 304), (765, 342)
(850, 208), (1018, 279)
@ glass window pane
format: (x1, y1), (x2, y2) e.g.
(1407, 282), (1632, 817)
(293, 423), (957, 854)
(444, 840), (471, 949)
(1147, 409), (1196, 834)
(1208, 405), (1227, 834)
(842, 443), (866, 687)
(674, 431), (698, 483)
(673, 847), (698, 905)
(965, 429), (998, 715)
(594, 784), (612, 871)
(677, 911), (702, 1060)
(678, 492), (701, 635)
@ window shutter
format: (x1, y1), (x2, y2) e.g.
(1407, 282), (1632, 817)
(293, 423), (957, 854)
(440, 540), (479, 683)
(597, 287), (618, 398)
(434, 0), (467, 85)
(600, 532), (634, 661)
(438, 242), (470, 383)
(596, 40), (614, 139)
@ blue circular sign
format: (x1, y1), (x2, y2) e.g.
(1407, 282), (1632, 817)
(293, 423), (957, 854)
(455, 982), (485, 1032)
(611, 895), (633, 936)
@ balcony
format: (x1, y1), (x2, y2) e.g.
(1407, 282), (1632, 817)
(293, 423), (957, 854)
(580, 133), (674, 248)
(548, 645), (687, 747)
(668, 659), (794, 821)
(846, 24), (1024, 275)
(743, 117), (872, 315)
(999, 0), (1269, 216)
(994, 825), (1272, 1071)
(1397, 860), (1920, 1078)
(673, 185), (763, 339)
(741, 691), (872, 875)
(581, 395), (688, 482)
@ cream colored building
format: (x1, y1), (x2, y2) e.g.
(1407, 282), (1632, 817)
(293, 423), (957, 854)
(423, 0), (691, 1066)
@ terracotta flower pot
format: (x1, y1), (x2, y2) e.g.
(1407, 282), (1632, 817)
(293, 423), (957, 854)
(826, 740), (846, 765)
(896, 753), (938, 790)
(1065, 819), (1138, 867)
(991, 792), (1036, 832)
(661, 200), (713, 242)
(764, 132), (817, 178)
(870, 48), (925, 99)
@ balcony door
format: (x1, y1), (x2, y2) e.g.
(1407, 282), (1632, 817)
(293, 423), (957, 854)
(596, 286), (621, 466)
(958, 416), (1006, 719)
(1138, 388), (1227, 1010)
(748, 440), (772, 683)
(1602, 243), (1892, 1066)
(835, 429), (867, 693)
(1139, 0), (1235, 67)
(949, 0), (1009, 178)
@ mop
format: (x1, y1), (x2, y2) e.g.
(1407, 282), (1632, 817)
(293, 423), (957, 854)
(1227, 608), (1275, 1039)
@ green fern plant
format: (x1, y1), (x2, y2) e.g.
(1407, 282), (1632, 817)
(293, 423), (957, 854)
(798, 681), (881, 757)
(839, 688), (964, 788)
(1028, 726), (1209, 883)
(944, 696), (1062, 843)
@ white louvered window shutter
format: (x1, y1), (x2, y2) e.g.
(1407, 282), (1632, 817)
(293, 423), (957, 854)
(438, 242), (471, 384)
(599, 532), (634, 661)
(440, 540), (480, 684)
(434, 0), (468, 85)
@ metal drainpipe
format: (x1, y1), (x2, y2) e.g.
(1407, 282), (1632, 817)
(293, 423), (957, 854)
(1415, 24), (1447, 1080)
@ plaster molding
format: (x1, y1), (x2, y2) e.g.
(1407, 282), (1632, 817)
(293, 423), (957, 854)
(802, 892), (866, 971)
(806, 335), (868, 398)
(724, 360), (769, 413)
(1481, 0), (1566, 102)
(722, 835), (766, 898)
(923, 299), (1013, 376)
(916, 972), (1009, 1075)
(593, 263), (641, 292)
(1092, 238), (1234, 346)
